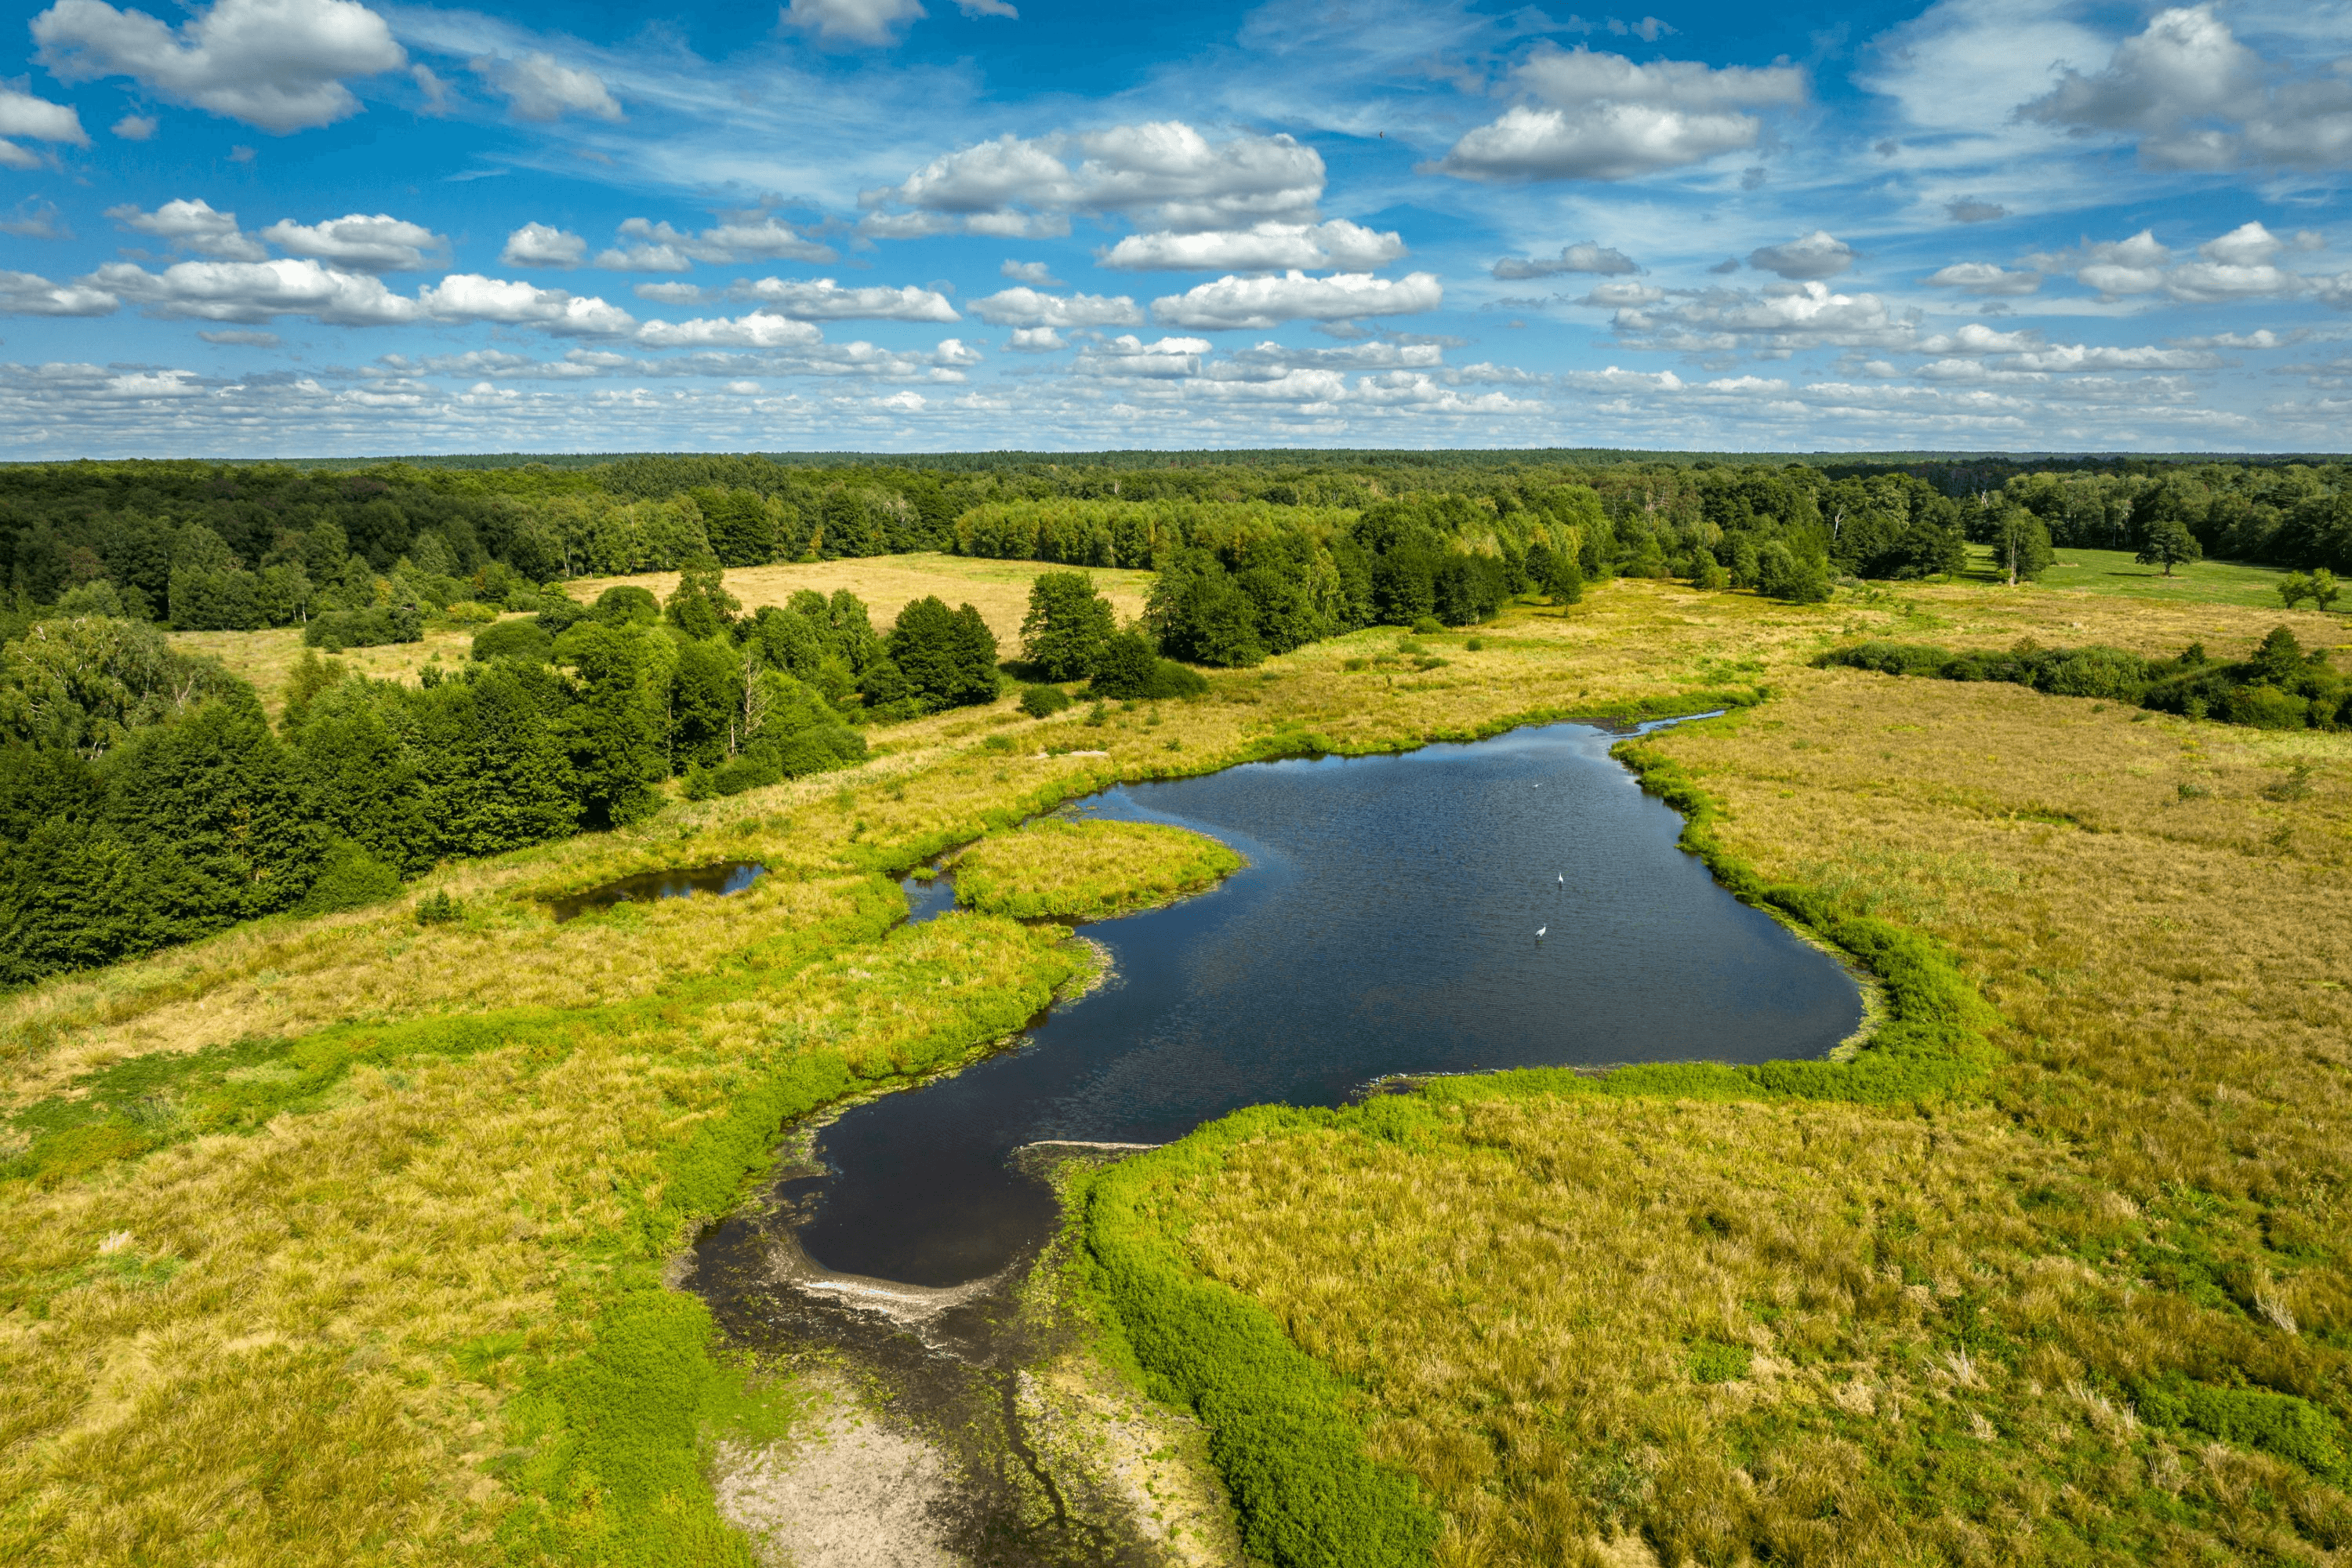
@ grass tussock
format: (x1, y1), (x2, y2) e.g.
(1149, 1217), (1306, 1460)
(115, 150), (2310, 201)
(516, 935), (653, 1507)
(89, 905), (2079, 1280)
(12, 557), (2351, 1565)
(953, 818), (1245, 920)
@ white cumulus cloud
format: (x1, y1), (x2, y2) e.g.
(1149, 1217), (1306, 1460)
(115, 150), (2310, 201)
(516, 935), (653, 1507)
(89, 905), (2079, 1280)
(503, 223), (588, 268)
(0, 270), (120, 316)
(2017, 4), (2352, 172)
(421, 274), (637, 336)
(1098, 220), (1405, 273)
(634, 310), (826, 350)
(1436, 45), (1805, 182)
(260, 212), (445, 271)
(1924, 262), (2042, 296)
(725, 277), (960, 321)
(89, 256), (419, 324)
(107, 197), (267, 259)
(966, 288), (1142, 328)
(32, 0), (405, 133)
(595, 214), (835, 270)
(0, 86), (89, 166)
(862, 122), (1325, 238)
(781, 0), (927, 45)
(1150, 270), (1443, 330)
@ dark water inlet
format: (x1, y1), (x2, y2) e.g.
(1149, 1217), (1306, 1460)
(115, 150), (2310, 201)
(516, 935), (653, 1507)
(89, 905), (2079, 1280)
(744, 720), (1867, 1290)
(548, 860), (766, 922)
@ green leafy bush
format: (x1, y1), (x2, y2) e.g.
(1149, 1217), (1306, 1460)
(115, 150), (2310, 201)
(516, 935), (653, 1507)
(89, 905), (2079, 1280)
(1020, 683), (1073, 718)
(293, 839), (404, 915)
(304, 604), (423, 650)
(2135, 1378), (2348, 1479)
(470, 618), (554, 663)
(1088, 632), (1207, 700)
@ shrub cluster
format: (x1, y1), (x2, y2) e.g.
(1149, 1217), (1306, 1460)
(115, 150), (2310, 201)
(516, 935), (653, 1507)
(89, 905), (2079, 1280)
(1820, 627), (2349, 731)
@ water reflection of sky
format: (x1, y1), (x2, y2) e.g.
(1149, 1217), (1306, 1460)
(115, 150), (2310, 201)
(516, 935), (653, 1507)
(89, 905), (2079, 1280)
(811, 720), (1862, 1286)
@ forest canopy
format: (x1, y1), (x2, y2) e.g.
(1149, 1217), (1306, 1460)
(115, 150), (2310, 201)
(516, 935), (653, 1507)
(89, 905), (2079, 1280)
(6, 452), (2347, 648)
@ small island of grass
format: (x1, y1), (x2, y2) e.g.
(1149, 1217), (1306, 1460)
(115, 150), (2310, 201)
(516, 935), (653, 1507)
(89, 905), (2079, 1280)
(953, 819), (1244, 920)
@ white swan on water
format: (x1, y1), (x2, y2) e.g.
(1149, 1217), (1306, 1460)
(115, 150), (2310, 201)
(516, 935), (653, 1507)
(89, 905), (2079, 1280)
(1535, 926), (1547, 938)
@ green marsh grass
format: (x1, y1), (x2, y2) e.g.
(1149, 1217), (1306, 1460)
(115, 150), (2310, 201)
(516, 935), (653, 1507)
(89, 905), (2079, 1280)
(953, 818), (1245, 920)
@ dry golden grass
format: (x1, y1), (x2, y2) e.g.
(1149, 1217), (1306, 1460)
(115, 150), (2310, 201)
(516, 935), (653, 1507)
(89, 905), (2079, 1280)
(0, 910), (1083, 1566)
(952, 819), (1243, 920)
(13, 568), (2350, 1564)
(168, 622), (492, 717)
(565, 552), (1157, 646)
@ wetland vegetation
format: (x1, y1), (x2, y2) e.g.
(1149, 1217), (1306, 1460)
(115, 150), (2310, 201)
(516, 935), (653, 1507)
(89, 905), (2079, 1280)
(1, 448), (2348, 1568)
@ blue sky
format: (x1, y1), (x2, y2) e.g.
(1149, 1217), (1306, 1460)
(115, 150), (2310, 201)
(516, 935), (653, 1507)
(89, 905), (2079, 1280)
(2, 0), (2349, 456)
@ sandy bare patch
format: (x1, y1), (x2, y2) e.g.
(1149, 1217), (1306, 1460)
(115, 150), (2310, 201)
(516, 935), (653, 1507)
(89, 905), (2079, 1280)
(713, 1375), (960, 1568)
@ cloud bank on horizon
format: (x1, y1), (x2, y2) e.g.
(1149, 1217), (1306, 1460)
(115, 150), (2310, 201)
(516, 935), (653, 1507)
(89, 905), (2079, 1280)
(2, 0), (2350, 456)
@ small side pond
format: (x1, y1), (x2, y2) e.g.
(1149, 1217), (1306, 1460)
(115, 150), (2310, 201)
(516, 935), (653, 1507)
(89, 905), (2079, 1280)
(762, 718), (1864, 1290)
(547, 860), (766, 922)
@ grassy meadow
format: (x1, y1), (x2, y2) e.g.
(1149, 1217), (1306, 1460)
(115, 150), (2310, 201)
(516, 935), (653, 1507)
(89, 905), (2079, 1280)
(7, 554), (2350, 1566)
(1960, 541), (2323, 613)
(952, 819), (1246, 920)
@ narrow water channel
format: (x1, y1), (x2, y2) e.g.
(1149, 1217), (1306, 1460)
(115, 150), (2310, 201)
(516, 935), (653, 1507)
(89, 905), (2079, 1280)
(774, 717), (1864, 1290)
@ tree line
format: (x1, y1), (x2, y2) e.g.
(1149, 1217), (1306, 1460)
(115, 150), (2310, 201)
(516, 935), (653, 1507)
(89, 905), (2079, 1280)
(0, 561), (1024, 984)
(9, 455), (2348, 641)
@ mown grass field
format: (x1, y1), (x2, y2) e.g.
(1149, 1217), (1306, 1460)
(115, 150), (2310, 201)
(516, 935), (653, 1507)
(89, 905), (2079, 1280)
(11, 557), (2350, 1566)
(1960, 541), (2316, 612)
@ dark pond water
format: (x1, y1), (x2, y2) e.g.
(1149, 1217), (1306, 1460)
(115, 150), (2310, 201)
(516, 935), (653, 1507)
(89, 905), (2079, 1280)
(548, 860), (766, 922)
(791, 720), (1863, 1288)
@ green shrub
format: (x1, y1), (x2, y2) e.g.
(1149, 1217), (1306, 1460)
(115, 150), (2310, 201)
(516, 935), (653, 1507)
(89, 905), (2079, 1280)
(1689, 1341), (1753, 1384)
(470, 619), (555, 663)
(294, 839), (404, 916)
(2135, 1379), (2348, 1479)
(1410, 615), (1443, 634)
(2226, 684), (2310, 730)
(591, 585), (661, 626)
(304, 604), (423, 650)
(1090, 632), (1207, 700)
(1020, 683), (1073, 718)
(414, 890), (462, 925)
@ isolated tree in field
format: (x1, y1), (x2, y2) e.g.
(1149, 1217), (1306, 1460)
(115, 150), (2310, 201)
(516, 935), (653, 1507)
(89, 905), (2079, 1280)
(2137, 517), (2202, 578)
(887, 596), (1000, 710)
(2278, 568), (2340, 612)
(1543, 549), (1584, 604)
(1021, 572), (1116, 681)
(1994, 507), (2054, 586)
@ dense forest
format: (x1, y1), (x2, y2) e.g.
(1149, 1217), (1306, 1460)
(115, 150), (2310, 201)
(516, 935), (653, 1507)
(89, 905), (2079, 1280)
(0, 568), (1026, 985)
